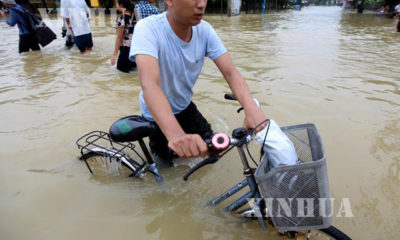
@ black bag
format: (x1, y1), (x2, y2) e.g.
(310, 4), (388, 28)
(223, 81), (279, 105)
(13, 8), (57, 47)
(27, 13), (57, 47)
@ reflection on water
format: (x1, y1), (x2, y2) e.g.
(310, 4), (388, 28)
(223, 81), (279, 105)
(0, 6), (399, 240)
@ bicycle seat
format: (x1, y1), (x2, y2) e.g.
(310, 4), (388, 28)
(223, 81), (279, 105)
(109, 115), (158, 142)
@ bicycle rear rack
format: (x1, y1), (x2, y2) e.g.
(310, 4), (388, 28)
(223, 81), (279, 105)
(76, 130), (162, 182)
(76, 131), (140, 157)
(76, 131), (148, 171)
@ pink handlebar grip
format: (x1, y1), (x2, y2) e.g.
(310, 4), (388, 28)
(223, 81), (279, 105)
(211, 133), (230, 151)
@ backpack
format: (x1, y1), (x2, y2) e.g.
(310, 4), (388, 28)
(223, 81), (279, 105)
(12, 7), (57, 47)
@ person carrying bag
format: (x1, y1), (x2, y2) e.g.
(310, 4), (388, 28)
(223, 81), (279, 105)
(0, 0), (40, 53)
(12, 4), (56, 48)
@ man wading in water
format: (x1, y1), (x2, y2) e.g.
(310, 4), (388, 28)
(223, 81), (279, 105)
(129, 0), (268, 165)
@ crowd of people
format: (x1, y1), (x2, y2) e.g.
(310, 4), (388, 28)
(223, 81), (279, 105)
(0, 0), (268, 164)
(0, 0), (159, 72)
(1, 0), (398, 164)
(377, 2), (400, 32)
(376, 4), (390, 15)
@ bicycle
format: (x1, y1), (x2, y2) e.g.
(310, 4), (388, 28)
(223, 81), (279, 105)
(76, 94), (351, 240)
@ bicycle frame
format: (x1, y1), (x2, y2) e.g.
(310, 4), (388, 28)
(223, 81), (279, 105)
(75, 107), (352, 239)
(207, 138), (267, 229)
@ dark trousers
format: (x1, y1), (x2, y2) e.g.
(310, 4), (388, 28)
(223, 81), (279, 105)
(19, 34), (40, 53)
(74, 33), (93, 52)
(149, 102), (213, 165)
(117, 46), (136, 73)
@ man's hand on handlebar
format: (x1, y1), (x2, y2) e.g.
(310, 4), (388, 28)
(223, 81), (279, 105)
(224, 93), (268, 134)
(168, 134), (208, 158)
(243, 104), (268, 134)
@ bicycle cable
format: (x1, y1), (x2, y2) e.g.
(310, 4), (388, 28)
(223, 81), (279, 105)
(218, 143), (237, 158)
(246, 143), (258, 167)
(213, 119), (270, 164)
(259, 119), (271, 163)
(239, 119), (271, 167)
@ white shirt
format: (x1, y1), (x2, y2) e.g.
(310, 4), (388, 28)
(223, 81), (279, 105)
(395, 4), (400, 13)
(60, 0), (91, 36)
(129, 12), (227, 121)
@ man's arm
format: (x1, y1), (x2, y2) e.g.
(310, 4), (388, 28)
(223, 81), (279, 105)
(60, 1), (71, 29)
(111, 27), (124, 65)
(135, 54), (208, 158)
(64, 17), (73, 34)
(214, 53), (268, 133)
(0, 9), (6, 19)
(4, 9), (17, 26)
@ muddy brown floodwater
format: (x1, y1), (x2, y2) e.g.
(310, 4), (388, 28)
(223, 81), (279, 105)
(0, 6), (399, 240)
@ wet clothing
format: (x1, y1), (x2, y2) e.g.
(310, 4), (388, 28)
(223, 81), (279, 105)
(117, 46), (136, 73)
(130, 12), (227, 121)
(134, 0), (158, 20)
(149, 102), (213, 165)
(115, 14), (135, 47)
(61, 0), (92, 52)
(19, 33), (40, 53)
(6, 5), (30, 35)
(74, 32), (93, 52)
(60, 0), (91, 37)
(5, 5), (40, 53)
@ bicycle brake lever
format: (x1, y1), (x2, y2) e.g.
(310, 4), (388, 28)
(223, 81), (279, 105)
(183, 155), (219, 181)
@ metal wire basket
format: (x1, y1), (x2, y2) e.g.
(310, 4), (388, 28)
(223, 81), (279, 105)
(76, 131), (137, 158)
(254, 123), (332, 232)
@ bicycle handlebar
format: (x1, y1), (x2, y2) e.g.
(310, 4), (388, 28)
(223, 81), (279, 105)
(183, 132), (232, 181)
(182, 94), (261, 181)
(183, 155), (219, 181)
(182, 132), (250, 181)
(224, 93), (261, 111)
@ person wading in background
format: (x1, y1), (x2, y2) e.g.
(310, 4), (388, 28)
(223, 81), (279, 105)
(60, 0), (93, 53)
(0, 0), (40, 53)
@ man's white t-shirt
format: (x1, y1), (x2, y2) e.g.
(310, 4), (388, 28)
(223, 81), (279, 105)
(130, 12), (227, 121)
(60, 0), (91, 37)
